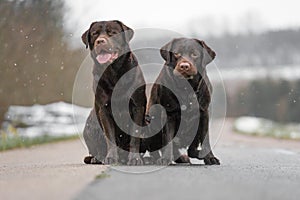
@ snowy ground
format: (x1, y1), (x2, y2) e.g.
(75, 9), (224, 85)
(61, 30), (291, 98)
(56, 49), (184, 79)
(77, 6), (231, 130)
(2, 99), (300, 143)
(1, 102), (90, 138)
(234, 116), (300, 140)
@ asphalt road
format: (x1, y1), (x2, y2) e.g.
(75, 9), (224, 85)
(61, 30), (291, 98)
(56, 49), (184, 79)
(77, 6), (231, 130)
(75, 146), (300, 200)
(1, 119), (300, 200)
(75, 119), (300, 200)
(0, 139), (106, 200)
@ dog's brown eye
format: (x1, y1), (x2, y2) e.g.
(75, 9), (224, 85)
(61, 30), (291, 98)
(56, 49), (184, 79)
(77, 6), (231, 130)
(174, 53), (181, 58)
(191, 52), (199, 58)
(106, 30), (112, 36)
(111, 30), (118, 35)
(91, 31), (98, 36)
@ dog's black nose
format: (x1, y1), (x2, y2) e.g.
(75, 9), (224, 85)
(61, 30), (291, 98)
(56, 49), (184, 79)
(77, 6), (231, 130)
(95, 37), (107, 45)
(179, 62), (191, 71)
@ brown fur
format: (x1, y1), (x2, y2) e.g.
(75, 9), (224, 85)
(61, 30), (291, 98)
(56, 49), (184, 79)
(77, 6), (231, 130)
(147, 38), (220, 165)
(82, 20), (147, 165)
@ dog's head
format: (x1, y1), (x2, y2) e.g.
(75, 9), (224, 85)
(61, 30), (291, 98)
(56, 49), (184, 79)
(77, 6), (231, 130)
(81, 20), (134, 65)
(160, 38), (216, 79)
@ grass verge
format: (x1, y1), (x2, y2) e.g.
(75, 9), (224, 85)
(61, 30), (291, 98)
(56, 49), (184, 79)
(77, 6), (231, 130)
(0, 132), (78, 151)
(95, 171), (111, 180)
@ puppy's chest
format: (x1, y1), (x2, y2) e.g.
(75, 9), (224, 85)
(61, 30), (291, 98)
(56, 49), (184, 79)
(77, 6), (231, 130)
(163, 89), (199, 113)
(176, 99), (199, 125)
(172, 94), (201, 141)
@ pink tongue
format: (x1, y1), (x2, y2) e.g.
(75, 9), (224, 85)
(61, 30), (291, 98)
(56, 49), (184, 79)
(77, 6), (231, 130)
(96, 53), (112, 64)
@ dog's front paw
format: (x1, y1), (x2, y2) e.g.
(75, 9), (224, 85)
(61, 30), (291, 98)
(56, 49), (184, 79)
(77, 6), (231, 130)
(156, 158), (172, 165)
(204, 155), (220, 165)
(174, 155), (191, 164)
(127, 153), (143, 165)
(104, 157), (118, 165)
(143, 156), (155, 165)
(128, 157), (143, 165)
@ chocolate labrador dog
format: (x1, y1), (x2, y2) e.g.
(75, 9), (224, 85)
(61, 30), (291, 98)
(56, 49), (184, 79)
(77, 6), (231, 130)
(147, 38), (220, 165)
(81, 20), (147, 165)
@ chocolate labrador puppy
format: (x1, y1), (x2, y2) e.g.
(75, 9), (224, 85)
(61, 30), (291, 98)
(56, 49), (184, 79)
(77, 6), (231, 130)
(147, 38), (220, 165)
(81, 20), (147, 165)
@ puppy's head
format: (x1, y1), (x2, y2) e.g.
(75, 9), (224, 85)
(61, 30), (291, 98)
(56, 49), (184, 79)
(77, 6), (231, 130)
(81, 20), (134, 65)
(160, 38), (216, 79)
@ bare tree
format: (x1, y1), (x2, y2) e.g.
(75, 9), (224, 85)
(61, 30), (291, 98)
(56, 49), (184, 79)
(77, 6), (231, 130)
(0, 0), (84, 123)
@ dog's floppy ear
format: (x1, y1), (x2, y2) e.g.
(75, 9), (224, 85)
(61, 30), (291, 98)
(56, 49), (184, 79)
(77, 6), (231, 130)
(81, 29), (89, 49)
(160, 39), (175, 63)
(194, 39), (216, 66)
(81, 22), (97, 49)
(114, 20), (134, 42)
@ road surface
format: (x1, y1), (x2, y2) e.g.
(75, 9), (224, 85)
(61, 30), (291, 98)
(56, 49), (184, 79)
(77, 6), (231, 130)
(0, 139), (106, 200)
(1, 119), (300, 200)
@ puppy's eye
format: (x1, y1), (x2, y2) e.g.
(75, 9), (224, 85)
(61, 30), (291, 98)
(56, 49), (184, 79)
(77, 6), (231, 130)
(107, 29), (118, 36)
(191, 52), (199, 58)
(91, 31), (98, 36)
(106, 30), (112, 36)
(174, 53), (181, 58)
(111, 30), (118, 35)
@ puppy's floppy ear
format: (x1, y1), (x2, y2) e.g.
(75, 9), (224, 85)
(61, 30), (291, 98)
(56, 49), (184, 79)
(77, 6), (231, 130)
(160, 39), (175, 63)
(81, 29), (89, 49)
(194, 39), (216, 66)
(81, 22), (97, 49)
(114, 20), (134, 42)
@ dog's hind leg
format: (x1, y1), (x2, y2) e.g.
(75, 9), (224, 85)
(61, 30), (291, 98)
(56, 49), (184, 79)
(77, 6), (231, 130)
(83, 109), (106, 164)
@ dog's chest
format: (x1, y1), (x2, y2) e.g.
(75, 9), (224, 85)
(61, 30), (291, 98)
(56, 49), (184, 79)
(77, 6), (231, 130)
(177, 97), (199, 125)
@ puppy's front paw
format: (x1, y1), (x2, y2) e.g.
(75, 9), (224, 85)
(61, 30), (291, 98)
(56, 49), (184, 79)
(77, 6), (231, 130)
(156, 158), (172, 165)
(143, 156), (155, 165)
(204, 155), (220, 165)
(174, 155), (191, 164)
(127, 153), (143, 165)
(128, 157), (143, 165)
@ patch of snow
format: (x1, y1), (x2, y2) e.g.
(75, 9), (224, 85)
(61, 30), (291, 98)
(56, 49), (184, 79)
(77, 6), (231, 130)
(290, 131), (300, 140)
(234, 116), (273, 135)
(234, 116), (300, 140)
(1, 102), (91, 138)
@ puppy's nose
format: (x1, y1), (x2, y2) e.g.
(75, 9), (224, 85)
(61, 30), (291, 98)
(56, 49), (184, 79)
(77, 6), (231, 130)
(95, 37), (107, 45)
(179, 62), (191, 71)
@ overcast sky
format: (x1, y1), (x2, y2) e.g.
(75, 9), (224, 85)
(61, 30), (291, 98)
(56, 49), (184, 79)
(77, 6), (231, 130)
(64, 0), (300, 46)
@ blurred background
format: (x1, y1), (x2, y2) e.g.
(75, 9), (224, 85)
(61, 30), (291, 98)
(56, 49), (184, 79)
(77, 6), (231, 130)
(1, 0), (300, 142)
